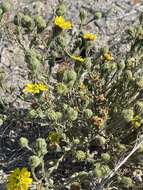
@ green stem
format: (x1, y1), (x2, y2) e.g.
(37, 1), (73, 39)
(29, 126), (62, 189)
(31, 168), (39, 182)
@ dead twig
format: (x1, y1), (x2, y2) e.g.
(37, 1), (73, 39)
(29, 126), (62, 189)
(96, 133), (143, 190)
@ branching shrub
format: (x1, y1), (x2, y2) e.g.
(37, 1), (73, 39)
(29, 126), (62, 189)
(0, 1), (143, 190)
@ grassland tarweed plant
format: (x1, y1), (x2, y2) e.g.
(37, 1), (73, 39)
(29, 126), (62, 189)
(1, 1), (143, 190)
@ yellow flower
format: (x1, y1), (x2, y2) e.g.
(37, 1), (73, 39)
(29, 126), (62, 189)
(131, 115), (142, 128)
(103, 53), (113, 61)
(23, 83), (48, 94)
(7, 168), (32, 190)
(37, 83), (48, 91)
(71, 55), (85, 63)
(64, 49), (85, 63)
(54, 16), (72, 30)
(23, 84), (39, 94)
(83, 32), (97, 41)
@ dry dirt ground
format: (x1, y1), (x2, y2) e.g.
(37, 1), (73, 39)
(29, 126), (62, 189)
(0, 0), (143, 189)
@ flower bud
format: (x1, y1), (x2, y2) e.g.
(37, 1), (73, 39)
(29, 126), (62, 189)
(47, 109), (57, 121)
(35, 138), (47, 157)
(83, 109), (93, 119)
(67, 107), (78, 121)
(95, 11), (102, 19)
(25, 49), (42, 72)
(56, 3), (66, 16)
(35, 15), (46, 31)
(95, 135), (106, 145)
(19, 137), (29, 148)
(101, 153), (110, 162)
(63, 70), (77, 83)
(28, 109), (38, 119)
(117, 176), (122, 182)
(116, 143), (126, 152)
(79, 9), (87, 22)
(84, 57), (92, 70)
(122, 109), (134, 122)
(120, 176), (133, 188)
(37, 110), (45, 119)
(56, 82), (68, 95)
(1, 2), (11, 12)
(73, 138), (80, 145)
(29, 155), (41, 169)
(125, 70), (133, 80)
(94, 168), (103, 178)
(117, 60), (125, 70)
(67, 80), (75, 88)
(136, 77), (143, 88)
(63, 103), (68, 111)
(101, 165), (111, 175)
(55, 112), (62, 120)
(21, 15), (33, 28)
(126, 57), (135, 69)
(102, 46), (109, 54)
(75, 150), (86, 161)
(103, 62), (117, 72)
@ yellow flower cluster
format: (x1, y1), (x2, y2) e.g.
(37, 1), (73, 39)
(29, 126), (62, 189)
(83, 32), (97, 41)
(23, 83), (48, 94)
(7, 168), (32, 190)
(131, 115), (142, 128)
(54, 16), (72, 30)
(103, 53), (113, 61)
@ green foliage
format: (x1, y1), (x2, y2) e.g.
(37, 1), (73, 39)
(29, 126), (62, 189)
(120, 176), (133, 188)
